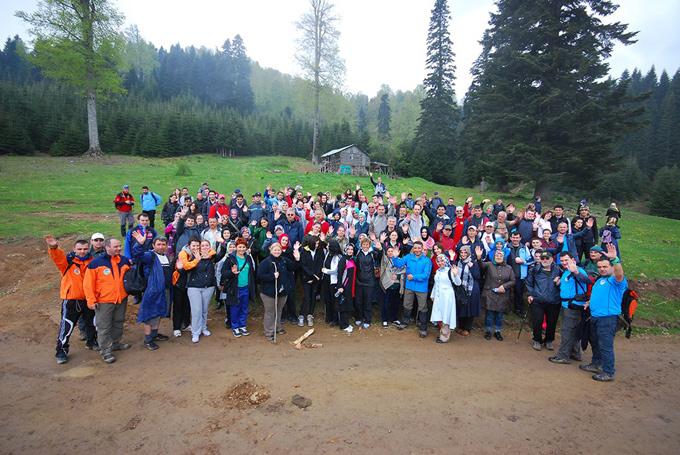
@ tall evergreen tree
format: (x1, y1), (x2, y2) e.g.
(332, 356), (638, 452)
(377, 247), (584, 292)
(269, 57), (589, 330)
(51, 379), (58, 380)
(230, 35), (254, 114)
(356, 104), (370, 151)
(377, 92), (391, 140)
(412, 0), (459, 183)
(462, 0), (641, 194)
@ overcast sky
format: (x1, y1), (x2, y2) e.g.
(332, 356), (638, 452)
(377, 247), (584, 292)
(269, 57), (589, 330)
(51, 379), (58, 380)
(2, 0), (679, 96)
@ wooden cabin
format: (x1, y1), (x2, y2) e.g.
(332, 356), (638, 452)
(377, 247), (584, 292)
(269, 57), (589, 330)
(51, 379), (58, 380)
(319, 144), (371, 175)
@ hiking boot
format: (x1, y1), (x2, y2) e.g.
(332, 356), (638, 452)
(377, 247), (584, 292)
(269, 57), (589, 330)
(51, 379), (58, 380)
(144, 341), (159, 351)
(494, 332), (504, 341)
(592, 372), (615, 382)
(307, 315), (314, 327)
(112, 342), (131, 351)
(549, 356), (571, 364)
(154, 333), (169, 341)
(56, 351), (68, 365)
(545, 341), (554, 351)
(484, 332), (492, 340)
(579, 363), (602, 374)
(532, 341), (542, 351)
(298, 316), (305, 327)
(101, 352), (116, 364)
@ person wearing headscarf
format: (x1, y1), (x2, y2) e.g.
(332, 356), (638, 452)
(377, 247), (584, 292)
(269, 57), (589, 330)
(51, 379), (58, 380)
(321, 240), (347, 327)
(430, 254), (462, 343)
(455, 245), (481, 336)
(475, 246), (516, 341)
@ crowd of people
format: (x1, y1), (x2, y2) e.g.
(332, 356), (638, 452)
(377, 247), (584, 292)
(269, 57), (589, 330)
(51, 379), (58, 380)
(47, 174), (628, 382)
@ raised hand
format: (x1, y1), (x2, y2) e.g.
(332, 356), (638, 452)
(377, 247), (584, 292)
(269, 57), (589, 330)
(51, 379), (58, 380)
(586, 217), (595, 229)
(131, 230), (146, 244)
(45, 235), (58, 248)
(266, 231), (273, 239)
(379, 232), (387, 243)
(231, 264), (239, 274)
(605, 243), (617, 259)
(436, 222), (443, 232)
(475, 245), (483, 259)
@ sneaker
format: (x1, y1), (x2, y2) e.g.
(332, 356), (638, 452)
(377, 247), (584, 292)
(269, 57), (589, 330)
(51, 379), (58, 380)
(362, 323), (370, 329)
(579, 363), (603, 374)
(484, 332), (492, 340)
(435, 338), (446, 344)
(192, 334), (200, 343)
(298, 316), (305, 327)
(343, 325), (354, 333)
(182, 325), (192, 332)
(393, 320), (406, 330)
(355, 320), (362, 327)
(102, 352), (116, 364)
(545, 341), (554, 351)
(276, 328), (286, 335)
(548, 356), (571, 364)
(307, 315), (314, 327)
(144, 341), (159, 351)
(265, 335), (276, 343)
(232, 329), (242, 338)
(532, 341), (542, 351)
(494, 332), (504, 341)
(201, 329), (212, 337)
(592, 372), (615, 382)
(382, 321), (388, 328)
(154, 333), (169, 341)
(240, 328), (251, 336)
(112, 342), (131, 351)
(86, 342), (100, 351)
(419, 330), (427, 338)
(173, 330), (182, 338)
(56, 351), (68, 364)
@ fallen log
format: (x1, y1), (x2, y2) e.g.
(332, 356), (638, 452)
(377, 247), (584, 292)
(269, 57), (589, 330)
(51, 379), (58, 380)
(292, 328), (315, 349)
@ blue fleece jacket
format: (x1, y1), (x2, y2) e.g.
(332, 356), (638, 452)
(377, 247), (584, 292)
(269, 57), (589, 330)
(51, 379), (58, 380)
(391, 253), (432, 293)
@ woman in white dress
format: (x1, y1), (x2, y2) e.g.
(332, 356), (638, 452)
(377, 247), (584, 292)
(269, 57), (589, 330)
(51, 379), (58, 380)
(430, 254), (461, 343)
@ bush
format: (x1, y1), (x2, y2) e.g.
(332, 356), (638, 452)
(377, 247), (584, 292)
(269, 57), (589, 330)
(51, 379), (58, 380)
(175, 162), (193, 176)
(594, 159), (649, 202)
(650, 166), (680, 219)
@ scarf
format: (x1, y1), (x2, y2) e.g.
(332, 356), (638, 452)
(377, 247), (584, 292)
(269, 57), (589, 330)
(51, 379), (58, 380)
(457, 258), (474, 293)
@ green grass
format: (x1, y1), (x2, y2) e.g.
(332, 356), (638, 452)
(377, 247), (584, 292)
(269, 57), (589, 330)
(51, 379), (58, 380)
(636, 293), (680, 327)
(0, 153), (679, 283)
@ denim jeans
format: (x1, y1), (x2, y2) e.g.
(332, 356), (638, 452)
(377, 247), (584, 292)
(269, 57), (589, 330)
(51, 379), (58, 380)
(485, 310), (504, 332)
(590, 315), (618, 376)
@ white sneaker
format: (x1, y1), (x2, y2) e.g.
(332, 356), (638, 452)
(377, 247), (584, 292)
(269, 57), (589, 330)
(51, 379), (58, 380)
(355, 320), (362, 326)
(202, 329), (212, 337)
(191, 335), (200, 343)
(362, 323), (370, 329)
(343, 325), (354, 333)
(382, 322), (388, 328)
(298, 315), (304, 327)
(307, 315), (314, 327)
(173, 330), (181, 338)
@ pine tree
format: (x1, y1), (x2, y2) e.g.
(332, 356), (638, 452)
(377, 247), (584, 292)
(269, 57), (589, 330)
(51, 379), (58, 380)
(412, 0), (459, 183)
(462, 0), (641, 194)
(377, 92), (391, 140)
(356, 104), (370, 151)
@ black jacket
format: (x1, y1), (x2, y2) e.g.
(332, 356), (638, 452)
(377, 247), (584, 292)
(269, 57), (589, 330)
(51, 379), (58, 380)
(354, 248), (381, 286)
(525, 263), (561, 304)
(300, 247), (324, 282)
(257, 254), (297, 297)
(220, 253), (256, 305)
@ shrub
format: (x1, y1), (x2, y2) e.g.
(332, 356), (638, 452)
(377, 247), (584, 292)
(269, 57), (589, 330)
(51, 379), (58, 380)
(175, 162), (193, 176)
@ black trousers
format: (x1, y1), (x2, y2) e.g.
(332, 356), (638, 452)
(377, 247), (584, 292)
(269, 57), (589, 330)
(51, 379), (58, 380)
(321, 277), (336, 323)
(172, 286), (191, 331)
(457, 315), (474, 331)
(283, 273), (299, 320)
(301, 279), (319, 317)
(56, 299), (96, 354)
(142, 209), (157, 228)
(337, 287), (353, 329)
(356, 283), (374, 323)
(531, 301), (561, 343)
(513, 278), (526, 315)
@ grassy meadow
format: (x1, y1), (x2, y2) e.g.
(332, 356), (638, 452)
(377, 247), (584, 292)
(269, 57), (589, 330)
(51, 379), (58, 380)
(1, 153), (679, 329)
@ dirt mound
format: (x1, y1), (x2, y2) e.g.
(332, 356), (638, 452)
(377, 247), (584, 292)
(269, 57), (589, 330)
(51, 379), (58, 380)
(222, 381), (271, 409)
(631, 278), (680, 300)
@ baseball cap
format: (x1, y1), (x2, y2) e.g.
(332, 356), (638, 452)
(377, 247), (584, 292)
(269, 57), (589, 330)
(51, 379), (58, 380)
(122, 184), (129, 189)
(467, 225), (478, 231)
(234, 188), (241, 194)
(540, 251), (553, 259)
(253, 192), (262, 197)
(433, 191), (439, 196)
(91, 233), (105, 241)
(218, 194), (226, 199)
(485, 221), (495, 227)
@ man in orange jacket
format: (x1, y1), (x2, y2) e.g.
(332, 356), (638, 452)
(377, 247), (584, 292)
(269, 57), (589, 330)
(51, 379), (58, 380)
(46, 235), (96, 364)
(84, 237), (132, 364)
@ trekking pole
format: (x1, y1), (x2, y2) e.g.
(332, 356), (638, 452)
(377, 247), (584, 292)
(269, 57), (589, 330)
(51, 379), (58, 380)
(273, 262), (279, 343)
(516, 309), (529, 342)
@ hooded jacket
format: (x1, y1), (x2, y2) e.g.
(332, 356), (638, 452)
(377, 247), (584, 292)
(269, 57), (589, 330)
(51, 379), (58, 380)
(84, 253), (132, 308)
(48, 247), (93, 300)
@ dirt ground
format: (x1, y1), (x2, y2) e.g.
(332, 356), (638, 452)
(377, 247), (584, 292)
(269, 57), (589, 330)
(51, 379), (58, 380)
(1, 239), (679, 454)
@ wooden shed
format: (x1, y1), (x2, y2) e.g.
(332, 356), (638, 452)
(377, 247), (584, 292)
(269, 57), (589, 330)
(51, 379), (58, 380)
(319, 144), (371, 175)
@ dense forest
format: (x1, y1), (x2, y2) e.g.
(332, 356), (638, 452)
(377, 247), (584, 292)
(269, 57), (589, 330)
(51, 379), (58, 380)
(0, 0), (679, 215)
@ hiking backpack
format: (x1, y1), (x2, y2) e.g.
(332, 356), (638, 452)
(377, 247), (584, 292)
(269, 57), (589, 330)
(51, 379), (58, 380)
(618, 289), (639, 339)
(123, 263), (147, 295)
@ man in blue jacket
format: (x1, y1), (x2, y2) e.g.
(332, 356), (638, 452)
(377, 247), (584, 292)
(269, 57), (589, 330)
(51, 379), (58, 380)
(549, 220), (590, 264)
(525, 251), (561, 351)
(280, 208), (304, 247)
(549, 252), (592, 365)
(390, 241), (432, 338)
(579, 244), (627, 382)
(140, 186), (162, 228)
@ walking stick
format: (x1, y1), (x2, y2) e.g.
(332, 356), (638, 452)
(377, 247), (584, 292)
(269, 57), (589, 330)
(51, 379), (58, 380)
(273, 262), (279, 343)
